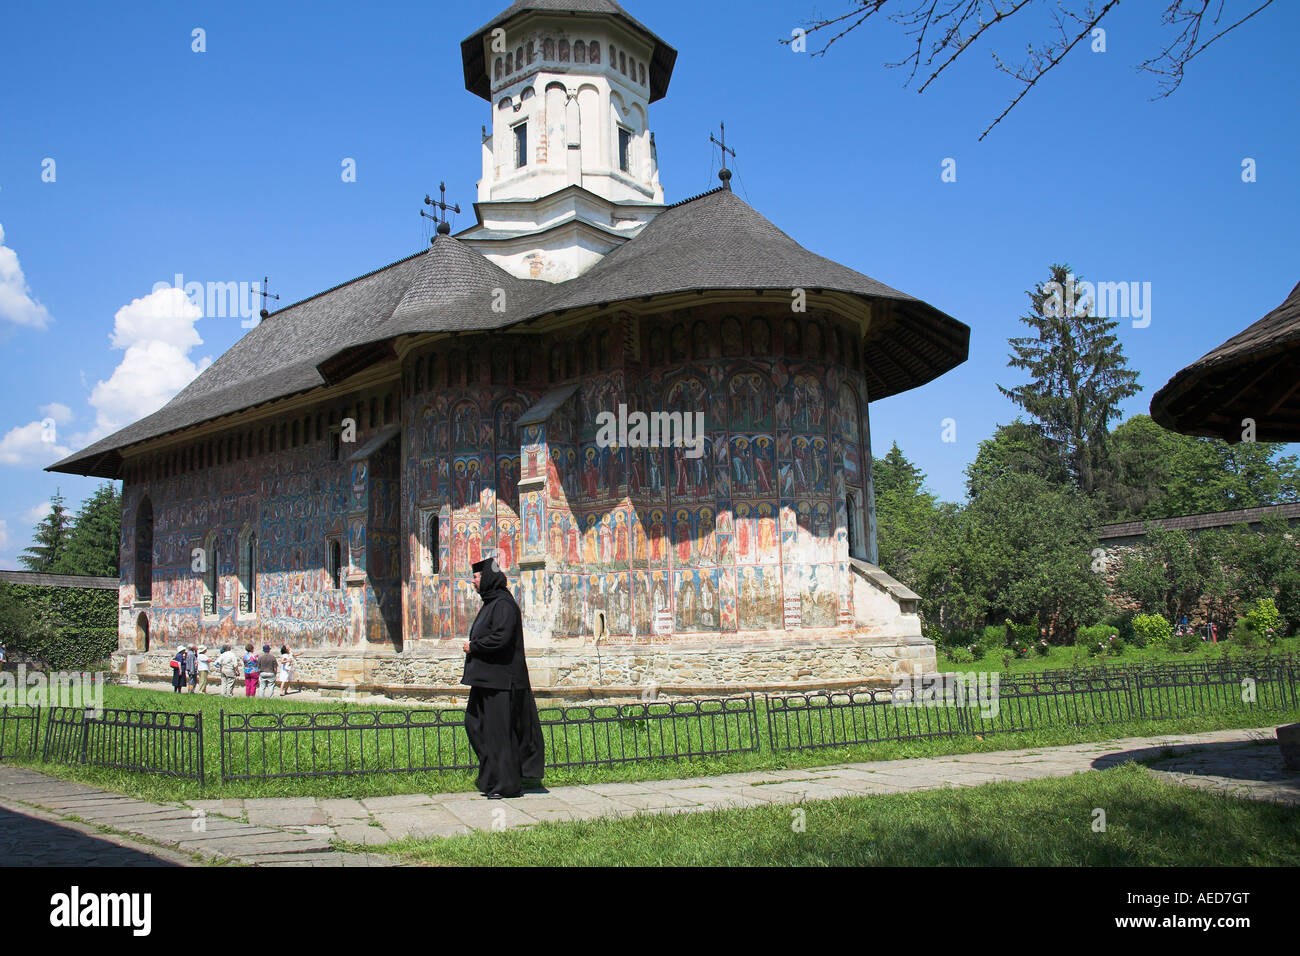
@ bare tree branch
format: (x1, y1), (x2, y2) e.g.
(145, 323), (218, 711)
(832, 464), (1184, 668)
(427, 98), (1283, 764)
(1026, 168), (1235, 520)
(783, 0), (1278, 138)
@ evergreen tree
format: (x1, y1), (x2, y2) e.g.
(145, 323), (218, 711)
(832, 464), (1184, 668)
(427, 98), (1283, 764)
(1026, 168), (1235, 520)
(871, 442), (941, 587)
(18, 490), (74, 572)
(998, 264), (1141, 497)
(966, 418), (1071, 501)
(54, 483), (122, 576)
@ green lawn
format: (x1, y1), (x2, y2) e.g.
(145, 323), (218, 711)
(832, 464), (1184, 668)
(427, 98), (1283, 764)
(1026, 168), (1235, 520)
(2, 677), (1296, 805)
(367, 762), (1300, 867)
(936, 634), (1300, 675)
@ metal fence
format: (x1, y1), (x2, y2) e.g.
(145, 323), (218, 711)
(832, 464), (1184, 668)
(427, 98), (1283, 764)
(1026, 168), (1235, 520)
(220, 694), (761, 782)
(766, 660), (1300, 752)
(42, 707), (204, 784)
(0, 705), (41, 760)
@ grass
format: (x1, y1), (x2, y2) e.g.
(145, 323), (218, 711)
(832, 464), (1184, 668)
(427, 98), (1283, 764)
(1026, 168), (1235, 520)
(1, 676), (1296, 804)
(936, 634), (1300, 675)
(366, 762), (1300, 867)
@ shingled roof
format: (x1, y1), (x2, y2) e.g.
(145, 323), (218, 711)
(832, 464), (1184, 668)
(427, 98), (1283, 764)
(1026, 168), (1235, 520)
(48, 187), (967, 479)
(1150, 279), (1300, 441)
(461, 0), (678, 103)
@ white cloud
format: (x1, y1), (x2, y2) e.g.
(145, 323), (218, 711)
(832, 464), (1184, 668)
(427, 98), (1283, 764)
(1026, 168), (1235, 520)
(0, 222), (52, 329)
(39, 402), (73, 425)
(0, 419), (72, 467)
(0, 519), (9, 551)
(76, 287), (211, 445)
(21, 501), (52, 526)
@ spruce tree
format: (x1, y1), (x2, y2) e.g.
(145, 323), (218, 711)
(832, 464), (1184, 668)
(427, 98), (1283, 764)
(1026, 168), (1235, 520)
(55, 483), (122, 576)
(19, 490), (74, 572)
(998, 264), (1141, 497)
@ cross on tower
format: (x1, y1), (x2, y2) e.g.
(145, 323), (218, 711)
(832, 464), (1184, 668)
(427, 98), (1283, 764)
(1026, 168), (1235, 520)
(710, 122), (735, 189)
(256, 276), (280, 321)
(421, 182), (461, 240)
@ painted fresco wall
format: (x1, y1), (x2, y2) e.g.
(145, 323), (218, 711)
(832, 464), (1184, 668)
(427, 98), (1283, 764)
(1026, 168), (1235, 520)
(118, 395), (399, 652)
(120, 306), (875, 664)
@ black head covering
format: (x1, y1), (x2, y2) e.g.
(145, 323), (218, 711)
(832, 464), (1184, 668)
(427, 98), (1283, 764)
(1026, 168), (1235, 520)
(472, 555), (509, 598)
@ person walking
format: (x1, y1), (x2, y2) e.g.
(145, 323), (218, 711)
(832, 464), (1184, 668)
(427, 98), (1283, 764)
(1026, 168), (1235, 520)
(257, 644), (278, 698)
(216, 645), (240, 697)
(242, 643), (259, 697)
(277, 645), (295, 696)
(195, 645), (211, 694)
(461, 554), (544, 799)
(185, 644), (199, 693)
(170, 646), (187, 693)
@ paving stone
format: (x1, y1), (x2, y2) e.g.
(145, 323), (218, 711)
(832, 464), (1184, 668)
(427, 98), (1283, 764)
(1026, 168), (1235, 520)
(246, 807), (328, 827)
(359, 794), (438, 811)
(332, 823), (396, 846)
(318, 798), (370, 821)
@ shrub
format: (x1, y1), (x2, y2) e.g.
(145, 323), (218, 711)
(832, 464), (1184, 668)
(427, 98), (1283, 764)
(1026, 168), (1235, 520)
(1098, 612), (1135, 644)
(1244, 598), (1282, 639)
(1035, 638), (1051, 656)
(1132, 613), (1173, 650)
(1006, 619), (1039, 647)
(1076, 624), (1111, 647)
(948, 646), (976, 664)
(1107, 635), (1126, 656)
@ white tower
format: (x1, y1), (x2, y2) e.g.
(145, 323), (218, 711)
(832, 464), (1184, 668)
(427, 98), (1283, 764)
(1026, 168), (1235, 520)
(457, 1), (677, 281)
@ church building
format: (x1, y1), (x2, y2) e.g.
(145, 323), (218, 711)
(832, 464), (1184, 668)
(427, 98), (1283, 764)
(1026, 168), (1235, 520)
(50, 0), (969, 697)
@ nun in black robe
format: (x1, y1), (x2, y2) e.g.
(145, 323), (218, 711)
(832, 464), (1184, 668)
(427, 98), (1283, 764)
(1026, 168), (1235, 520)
(462, 555), (545, 798)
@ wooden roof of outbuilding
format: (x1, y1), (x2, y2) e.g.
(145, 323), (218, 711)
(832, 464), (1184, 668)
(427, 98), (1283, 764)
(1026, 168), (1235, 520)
(1150, 279), (1300, 441)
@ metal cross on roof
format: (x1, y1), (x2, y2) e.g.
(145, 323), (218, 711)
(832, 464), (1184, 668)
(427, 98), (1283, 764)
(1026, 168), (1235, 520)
(255, 276), (280, 321)
(710, 122), (735, 189)
(421, 182), (461, 240)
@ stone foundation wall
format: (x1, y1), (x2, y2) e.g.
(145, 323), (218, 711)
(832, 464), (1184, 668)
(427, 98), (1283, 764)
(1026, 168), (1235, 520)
(110, 630), (935, 704)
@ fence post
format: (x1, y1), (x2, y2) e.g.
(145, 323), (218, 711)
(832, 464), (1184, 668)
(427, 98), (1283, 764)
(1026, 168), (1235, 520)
(196, 712), (205, 790)
(78, 711), (90, 766)
(218, 710), (226, 785)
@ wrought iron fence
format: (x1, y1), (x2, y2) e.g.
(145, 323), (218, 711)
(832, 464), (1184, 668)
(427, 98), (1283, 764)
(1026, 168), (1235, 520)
(540, 695), (760, 769)
(220, 708), (476, 782)
(220, 694), (761, 782)
(766, 661), (1300, 752)
(42, 706), (204, 784)
(0, 705), (40, 760)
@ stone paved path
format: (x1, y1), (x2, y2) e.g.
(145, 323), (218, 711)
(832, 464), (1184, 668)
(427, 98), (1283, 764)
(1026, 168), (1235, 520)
(0, 767), (395, 867)
(2, 725), (1293, 864)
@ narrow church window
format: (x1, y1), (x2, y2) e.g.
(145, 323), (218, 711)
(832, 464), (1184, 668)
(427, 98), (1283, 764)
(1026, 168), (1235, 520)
(589, 41), (599, 64)
(239, 530), (256, 614)
(639, 63), (646, 85)
(543, 38), (554, 60)
(846, 494), (858, 557)
(619, 51), (626, 75)
(526, 40), (534, 65)
(369, 397), (378, 428)
(494, 57), (502, 80)
(135, 498), (153, 601)
(514, 346), (531, 383)
(609, 45), (616, 68)
(203, 538), (219, 617)
(329, 539), (342, 589)
(514, 122), (528, 168)
(428, 514), (440, 574)
(618, 127), (631, 172)
(384, 393), (394, 425)
(516, 46), (523, 69)
(465, 354), (478, 384)
(506, 52), (513, 73)
(330, 427), (341, 461)
(550, 345), (563, 382)
(784, 318), (802, 357)
(571, 40), (582, 63)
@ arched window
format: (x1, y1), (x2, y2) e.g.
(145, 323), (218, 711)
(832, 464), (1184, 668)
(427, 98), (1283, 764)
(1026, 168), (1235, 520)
(134, 497), (153, 601)
(136, 612), (149, 652)
(329, 539), (342, 589)
(589, 41), (600, 64)
(526, 40), (534, 65)
(494, 57), (503, 80)
(609, 45), (616, 68)
(238, 528), (257, 614)
(506, 52), (513, 73)
(543, 38), (554, 60)
(516, 46), (523, 70)
(383, 393), (394, 425)
(571, 40), (582, 63)
(619, 51), (626, 75)
(639, 62), (646, 85)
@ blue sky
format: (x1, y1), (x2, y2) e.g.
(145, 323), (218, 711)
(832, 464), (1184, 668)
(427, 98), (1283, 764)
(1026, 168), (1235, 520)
(1, 0), (1296, 567)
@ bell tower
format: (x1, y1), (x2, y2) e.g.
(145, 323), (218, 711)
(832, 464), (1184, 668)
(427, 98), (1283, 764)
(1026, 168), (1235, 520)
(457, 1), (678, 281)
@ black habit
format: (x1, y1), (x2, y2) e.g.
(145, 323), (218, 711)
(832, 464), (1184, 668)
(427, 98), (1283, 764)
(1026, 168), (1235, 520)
(462, 559), (545, 796)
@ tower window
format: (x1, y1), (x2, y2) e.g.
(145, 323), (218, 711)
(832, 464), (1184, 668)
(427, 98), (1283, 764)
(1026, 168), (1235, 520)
(428, 513), (440, 574)
(618, 128), (631, 173)
(514, 122), (528, 168)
